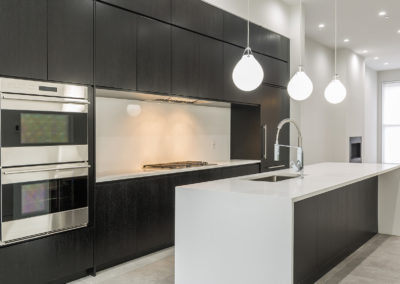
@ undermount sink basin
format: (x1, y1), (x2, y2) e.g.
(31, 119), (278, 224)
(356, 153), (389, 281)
(250, 174), (301, 182)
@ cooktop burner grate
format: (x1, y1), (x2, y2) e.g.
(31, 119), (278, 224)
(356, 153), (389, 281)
(143, 161), (213, 169)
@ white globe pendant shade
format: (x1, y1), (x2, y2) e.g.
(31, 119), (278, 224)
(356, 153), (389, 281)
(232, 48), (264, 92)
(287, 67), (313, 101)
(324, 76), (347, 104)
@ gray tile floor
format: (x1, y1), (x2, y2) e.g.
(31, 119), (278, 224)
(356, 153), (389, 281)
(70, 234), (400, 284)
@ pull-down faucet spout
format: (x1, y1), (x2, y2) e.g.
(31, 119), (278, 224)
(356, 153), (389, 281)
(274, 119), (304, 176)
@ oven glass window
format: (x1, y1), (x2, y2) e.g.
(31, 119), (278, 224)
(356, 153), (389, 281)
(21, 182), (51, 215)
(20, 113), (70, 144)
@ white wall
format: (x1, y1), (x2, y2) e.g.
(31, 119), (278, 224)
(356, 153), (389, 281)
(96, 97), (231, 175)
(299, 38), (378, 164)
(377, 69), (400, 162)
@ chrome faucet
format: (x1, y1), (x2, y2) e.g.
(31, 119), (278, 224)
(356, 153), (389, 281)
(274, 118), (304, 176)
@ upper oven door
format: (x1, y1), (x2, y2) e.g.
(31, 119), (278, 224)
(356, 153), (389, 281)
(1, 93), (89, 167)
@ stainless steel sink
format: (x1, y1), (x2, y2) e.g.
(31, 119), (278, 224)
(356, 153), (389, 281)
(250, 174), (301, 182)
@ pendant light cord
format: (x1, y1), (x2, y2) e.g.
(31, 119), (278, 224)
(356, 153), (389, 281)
(335, 0), (337, 76)
(247, 0), (250, 48)
(299, 0), (302, 67)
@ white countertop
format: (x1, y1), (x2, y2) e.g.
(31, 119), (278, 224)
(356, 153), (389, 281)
(177, 162), (400, 202)
(96, 160), (261, 183)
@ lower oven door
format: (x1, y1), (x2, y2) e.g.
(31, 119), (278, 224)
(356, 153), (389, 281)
(1, 163), (89, 244)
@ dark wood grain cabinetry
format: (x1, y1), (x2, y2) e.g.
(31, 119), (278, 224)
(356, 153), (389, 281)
(95, 164), (260, 269)
(172, 0), (223, 39)
(294, 177), (378, 284)
(137, 16), (171, 94)
(0, 228), (93, 284)
(172, 27), (223, 100)
(260, 86), (290, 171)
(48, 0), (94, 85)
(95, 2), (137, 90)
(0, 0), (47, 80)
(101, 0), (171, 23)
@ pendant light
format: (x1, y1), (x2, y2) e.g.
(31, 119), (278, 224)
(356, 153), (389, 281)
(232, 0), (264, 92)
(287, 0), (313, 101)
(324, 0), (347, 104)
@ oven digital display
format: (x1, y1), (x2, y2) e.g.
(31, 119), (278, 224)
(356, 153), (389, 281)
(20, 113), (70, 144)
(21, 182), (49, 215)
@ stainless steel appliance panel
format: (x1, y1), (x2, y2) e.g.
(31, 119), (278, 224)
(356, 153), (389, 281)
(1, 207), (88, 244)
(1, 145), (88, 167)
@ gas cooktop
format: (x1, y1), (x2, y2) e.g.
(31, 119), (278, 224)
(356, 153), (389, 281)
(143, 161), (215, 170)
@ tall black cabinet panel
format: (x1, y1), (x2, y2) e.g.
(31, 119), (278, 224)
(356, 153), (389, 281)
(137, 16), (171, 94)
(172, 27), (223, 100)
(101, 0), (171, 23)
(136, 176), (175, 255)
(172, 0), (223, 39)
(260, 86), (290, 171)
(256, 52), (290, 87)
(223, 12), (247, 48)
(48, 0), (94, 85)
(95, 181), (137, 269)
(95, 2), (137, 90)
(0, 0), (47, 80)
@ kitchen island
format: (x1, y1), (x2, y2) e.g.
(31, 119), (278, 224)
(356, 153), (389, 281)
(175, 162), (400, 284)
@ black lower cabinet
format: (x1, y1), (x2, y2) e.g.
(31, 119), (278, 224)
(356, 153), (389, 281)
(95, 164), (260, 270)
(0, 227), (93, 284)
(294, 177), (378, 284)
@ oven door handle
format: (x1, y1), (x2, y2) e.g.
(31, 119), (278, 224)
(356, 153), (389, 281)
(1, 93), (90, 105)
(2, 165), (91, 175)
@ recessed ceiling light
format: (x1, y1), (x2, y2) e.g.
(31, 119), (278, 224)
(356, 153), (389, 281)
(397, 29), (400, 34)
(343, 38), (350, 43)
(384, 62), (389, 66)
(379, 11), (387, 16)
(374, 57), (379, 60)
(318, 23), (325, 29)
(362, 50), (368, 54)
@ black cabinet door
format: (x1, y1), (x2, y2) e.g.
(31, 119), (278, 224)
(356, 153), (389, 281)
(316, 187), (347, 271)
(198, 35), (223, 100)
(172, 0), (223, 39)
(172, 27), (198, 98)
(0, 228), (93, 284)
(172, 27), (223, 100)
(137, 16), (171, 94)
(256, 52), (289, 87)
(0, 0), (47, 80)
(95, 181), (137, 268)
(48, 0), (94, 85)
(101, 0), (171, 23)
(95, 2), (137, 90)
(250, 23), (289, 61)
(136, 176), (174, 255)
(260, 86), (289, 171)
(223, 12), (247, 48)
(294, 196), (318, 284)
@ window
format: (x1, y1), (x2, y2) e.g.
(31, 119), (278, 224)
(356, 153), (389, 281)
(382, 82), (400, 163)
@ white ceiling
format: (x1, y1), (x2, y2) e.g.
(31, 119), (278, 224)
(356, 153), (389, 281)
(283, 0), (400, 71)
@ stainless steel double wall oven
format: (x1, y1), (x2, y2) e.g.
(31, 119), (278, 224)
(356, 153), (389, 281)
(0, 78), (90, 245)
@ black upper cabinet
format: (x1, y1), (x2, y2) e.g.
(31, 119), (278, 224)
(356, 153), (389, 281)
(255, 52), (289, 87)
(172, 0), (223, 39)
(0, 0), (47, 80)
(95, 2), (137, 90)
(172, 27), (223, 100)
(223, 12), (247, 48)
(48, 0), (94, 85)
(223, 11), (290, 62)
(137, 16), (171, 94)
(101, 0), (171, 23)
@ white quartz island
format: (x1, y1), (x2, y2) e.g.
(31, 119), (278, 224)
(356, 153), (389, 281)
(175, 162), (400, 284)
